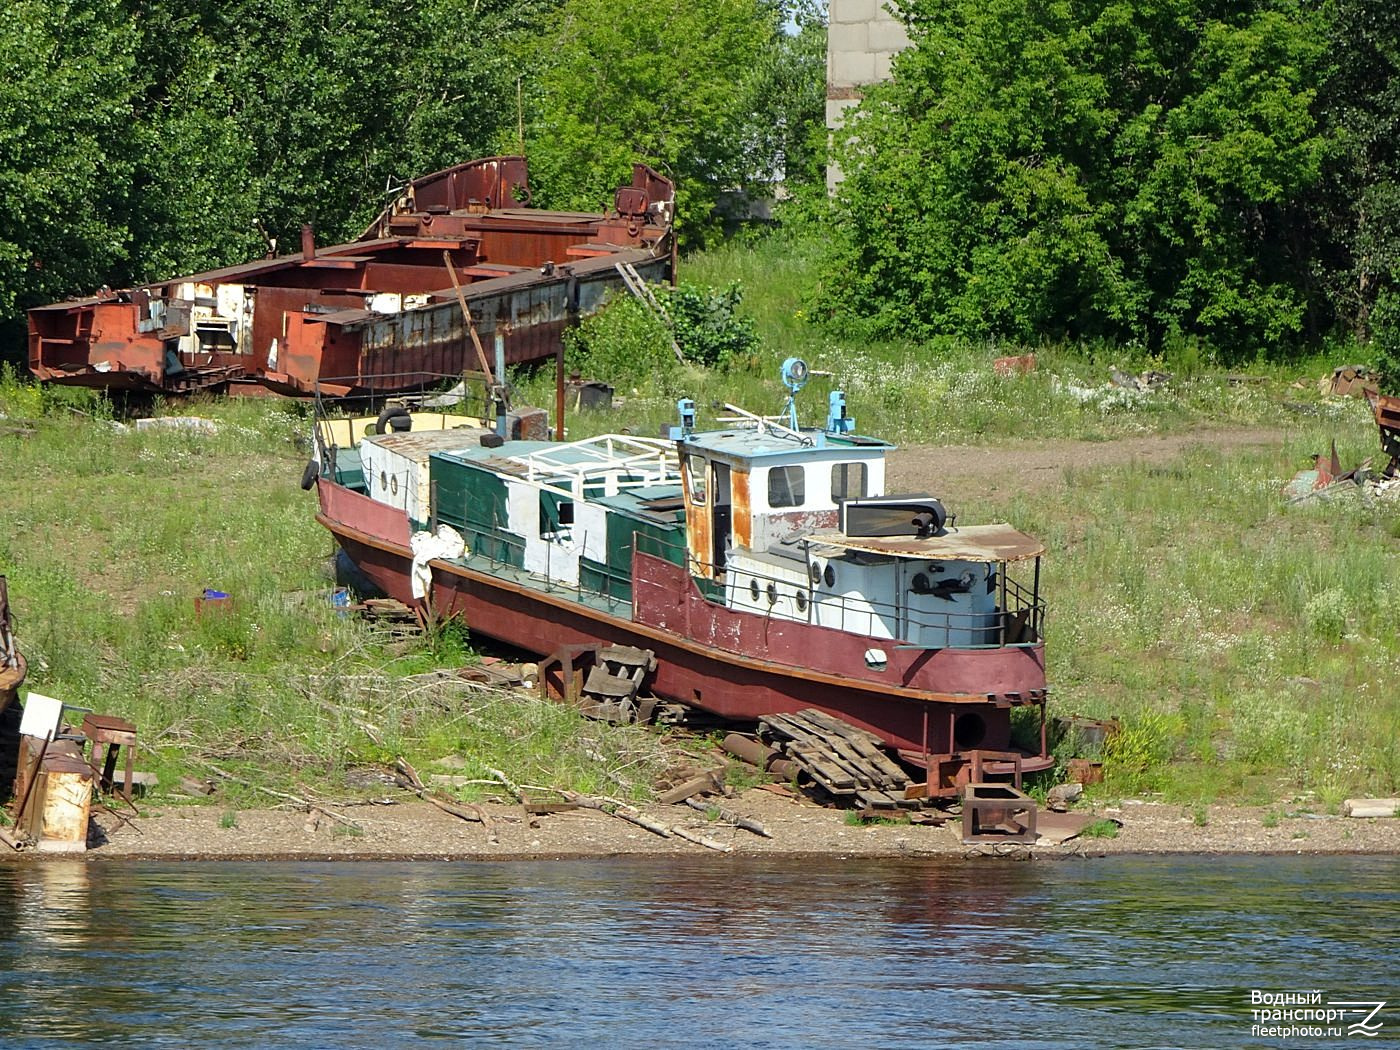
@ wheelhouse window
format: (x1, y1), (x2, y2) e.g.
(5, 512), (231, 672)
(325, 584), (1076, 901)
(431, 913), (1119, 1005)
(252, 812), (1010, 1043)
(768, 465), (805, 508)
(831, 462), (867, 501)
(687, 454), (707, 504)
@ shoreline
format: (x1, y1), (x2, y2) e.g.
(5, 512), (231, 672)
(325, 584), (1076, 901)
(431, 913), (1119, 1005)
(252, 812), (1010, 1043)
(7, 792), (1394, 863)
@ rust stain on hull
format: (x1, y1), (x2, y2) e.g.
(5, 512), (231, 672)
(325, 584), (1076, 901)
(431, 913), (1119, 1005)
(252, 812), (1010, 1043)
(29, 158), (675, 397)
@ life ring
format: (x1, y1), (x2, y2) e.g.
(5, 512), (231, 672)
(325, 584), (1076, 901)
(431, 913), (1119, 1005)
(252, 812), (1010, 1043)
(376, 406), (412, 434)
(300, 459), (319, 490)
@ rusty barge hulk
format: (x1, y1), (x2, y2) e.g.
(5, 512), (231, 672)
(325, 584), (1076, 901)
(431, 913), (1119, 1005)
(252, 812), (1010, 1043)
(312, 362), (1052, 802)
(28, 157), (674, 397)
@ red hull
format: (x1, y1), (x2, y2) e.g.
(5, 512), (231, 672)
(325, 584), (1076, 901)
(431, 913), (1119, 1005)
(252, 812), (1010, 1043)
(318, 483), (1048, 769)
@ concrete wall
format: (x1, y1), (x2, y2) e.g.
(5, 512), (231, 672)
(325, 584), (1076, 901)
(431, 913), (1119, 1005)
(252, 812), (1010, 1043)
(827, 0), (910, 189)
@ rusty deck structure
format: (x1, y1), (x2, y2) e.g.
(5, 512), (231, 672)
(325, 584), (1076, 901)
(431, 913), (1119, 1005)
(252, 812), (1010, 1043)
(28, 157), (674, 397)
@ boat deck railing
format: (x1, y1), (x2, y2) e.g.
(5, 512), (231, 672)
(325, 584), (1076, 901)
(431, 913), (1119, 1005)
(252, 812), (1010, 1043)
(440, 519), (1043, 651)
(643, 534), (1045, 651)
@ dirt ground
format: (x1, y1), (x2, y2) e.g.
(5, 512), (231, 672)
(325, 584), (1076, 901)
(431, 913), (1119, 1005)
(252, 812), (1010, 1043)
(11, 422), (1393, 865)
(883, 426), (1286, 509)
(58, 787), (1400, 862)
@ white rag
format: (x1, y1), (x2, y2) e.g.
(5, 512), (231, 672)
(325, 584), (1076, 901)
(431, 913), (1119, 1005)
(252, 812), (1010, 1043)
(409, 524), (468, 599)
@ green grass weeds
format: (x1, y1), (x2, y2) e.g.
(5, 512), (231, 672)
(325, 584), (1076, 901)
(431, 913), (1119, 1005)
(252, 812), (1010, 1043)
(4, 227), (1397, 806)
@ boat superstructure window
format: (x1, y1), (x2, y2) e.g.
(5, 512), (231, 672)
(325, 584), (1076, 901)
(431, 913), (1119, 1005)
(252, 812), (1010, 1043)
(540, 493), (574, 540)
(687, 454), (707, 504)
(768, 465), (805, 508)
(831, 462), (867, 501)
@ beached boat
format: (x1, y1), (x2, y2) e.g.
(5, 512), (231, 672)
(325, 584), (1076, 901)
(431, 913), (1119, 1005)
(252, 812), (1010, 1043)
(312, 364), (1051, 798)
(0, 577), (24, 715)
(28, 157), (674, 397)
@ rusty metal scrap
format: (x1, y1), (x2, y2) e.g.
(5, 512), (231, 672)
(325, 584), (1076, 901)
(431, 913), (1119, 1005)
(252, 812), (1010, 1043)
(29, 157), (675, 398)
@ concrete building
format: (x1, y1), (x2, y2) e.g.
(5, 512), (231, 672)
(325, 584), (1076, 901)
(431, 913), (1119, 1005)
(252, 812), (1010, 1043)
(826, 0), (910, 189)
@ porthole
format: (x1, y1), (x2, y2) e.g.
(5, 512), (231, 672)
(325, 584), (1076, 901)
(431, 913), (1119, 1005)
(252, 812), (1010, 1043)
(749, 579), (760, 601)
(766, 582), (777, 605)
(390, 474), (399, 496)
(824, 564), (836, 588)
(954, 713), (987, 749)
(863, 647), (888, 671)
(809, 561), (822, 584)
(795, 591), (808, 613)
(379, 470), (388, 491)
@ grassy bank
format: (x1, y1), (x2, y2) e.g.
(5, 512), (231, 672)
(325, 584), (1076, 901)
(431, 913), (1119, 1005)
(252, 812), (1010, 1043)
(2, 226), (1397, 814)
(1004, 416), (1398, 808)
(0, 376), (671, 811)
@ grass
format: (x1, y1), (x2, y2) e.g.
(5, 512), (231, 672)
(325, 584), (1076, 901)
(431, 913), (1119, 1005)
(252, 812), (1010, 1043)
(0, 369), (671, 806)
(844, 810), (907, 826)
(4, 222), (1399, 809)
(1080, 819), (1121, 840)
(516, 226), (1326, 446)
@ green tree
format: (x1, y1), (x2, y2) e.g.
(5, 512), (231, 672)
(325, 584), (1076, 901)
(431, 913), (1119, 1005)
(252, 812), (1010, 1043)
(0, 0), (140, 322)
(742, 0), (829, 194)
(822, 0), (1333, 359)
(1317, 0), (1400, 382)
(519, 0), (780, 243)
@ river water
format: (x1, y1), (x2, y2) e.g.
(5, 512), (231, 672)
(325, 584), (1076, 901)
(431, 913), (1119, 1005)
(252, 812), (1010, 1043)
(0, 855), (1394, 1048)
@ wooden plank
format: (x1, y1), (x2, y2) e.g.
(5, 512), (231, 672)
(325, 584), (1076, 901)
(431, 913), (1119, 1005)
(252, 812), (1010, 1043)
(799, 710), (909, 786)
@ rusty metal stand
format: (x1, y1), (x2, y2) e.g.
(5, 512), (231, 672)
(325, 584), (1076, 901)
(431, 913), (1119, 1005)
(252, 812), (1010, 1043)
(961, 783), (1038, 844)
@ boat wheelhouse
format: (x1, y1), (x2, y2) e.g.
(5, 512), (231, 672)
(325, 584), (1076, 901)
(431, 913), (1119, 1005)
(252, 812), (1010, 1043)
(313, 365), (1051, 796)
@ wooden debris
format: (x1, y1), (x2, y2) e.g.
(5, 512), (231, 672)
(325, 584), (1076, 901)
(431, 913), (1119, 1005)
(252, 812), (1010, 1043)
(560, 790), (732, 851)
(672, 825), (732, 852)
(203, 764), (362, 832)
(519, 791), (579, 816)
(485, 765), (524, 802)
(682, 797), (771, 838)
(657, 771), (720, 805)
(758, 709), (912, 806)
(563, 792), (671, 837)
(755, 782), (802, 800)
(394, 757), (498, 842)
(180, 776), (216, 796)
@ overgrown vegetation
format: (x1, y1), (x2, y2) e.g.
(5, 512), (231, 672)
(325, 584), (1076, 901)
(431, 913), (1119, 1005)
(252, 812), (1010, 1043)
(7, 215), (1396, 809)
(560, 282), (760, 394)
(521, 228), (1334, 445)
(823, 0), (1400, 379)
(0, 390), (672, 804)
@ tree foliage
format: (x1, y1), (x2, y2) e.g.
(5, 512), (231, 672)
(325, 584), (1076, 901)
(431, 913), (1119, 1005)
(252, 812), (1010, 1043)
(0, 0), (141, 320)
(822, 0), (1337, 359)
(519, 0), (782, 243)
(1318, 0), (1400, 379)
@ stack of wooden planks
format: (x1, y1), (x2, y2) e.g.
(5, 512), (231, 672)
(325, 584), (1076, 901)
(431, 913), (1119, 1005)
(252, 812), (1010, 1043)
(758, 709), (914, 810)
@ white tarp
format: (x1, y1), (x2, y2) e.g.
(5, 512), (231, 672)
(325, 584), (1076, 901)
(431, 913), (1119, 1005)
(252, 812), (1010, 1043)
(409, 525), (468, 599)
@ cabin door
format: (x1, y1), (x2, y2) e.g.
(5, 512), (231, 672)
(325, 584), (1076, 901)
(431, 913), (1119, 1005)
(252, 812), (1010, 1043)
(712, 463), (732, 572)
